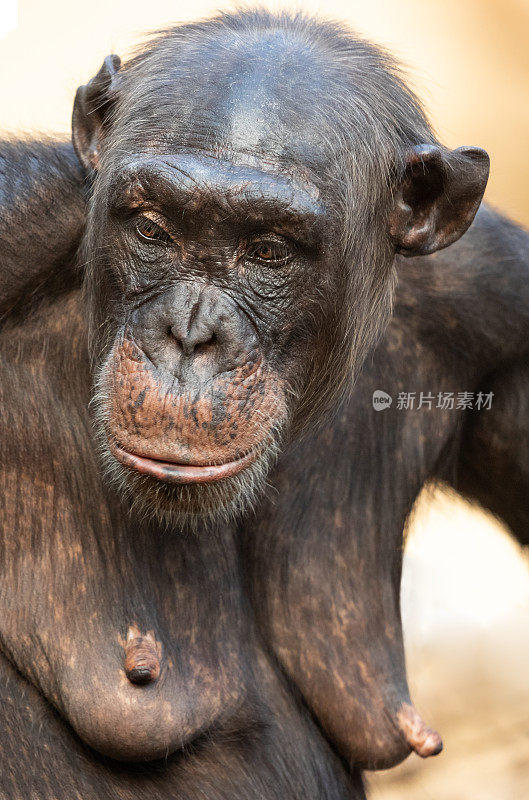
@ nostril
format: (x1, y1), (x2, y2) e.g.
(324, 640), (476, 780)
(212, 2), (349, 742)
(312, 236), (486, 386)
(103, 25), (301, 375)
(169, 323), (216, 357)
(194, 333), (216, 354)
(168, 324), (189, 353)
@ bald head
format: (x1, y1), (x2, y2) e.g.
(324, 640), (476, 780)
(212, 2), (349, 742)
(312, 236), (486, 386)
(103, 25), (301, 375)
(97, 11), (433, 186)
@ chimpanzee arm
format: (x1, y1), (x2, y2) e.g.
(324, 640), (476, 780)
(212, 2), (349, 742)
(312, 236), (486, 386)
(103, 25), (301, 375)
(0, 138), (87, 322)
(452, 360), (529, 545)
(434, 207), (529, 544)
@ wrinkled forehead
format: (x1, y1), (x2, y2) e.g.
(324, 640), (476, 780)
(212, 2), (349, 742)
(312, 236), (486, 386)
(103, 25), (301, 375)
(111, 29), (343, 183)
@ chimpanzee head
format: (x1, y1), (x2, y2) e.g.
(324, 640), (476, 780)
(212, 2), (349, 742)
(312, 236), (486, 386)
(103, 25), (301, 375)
(73, 11), (488, 525)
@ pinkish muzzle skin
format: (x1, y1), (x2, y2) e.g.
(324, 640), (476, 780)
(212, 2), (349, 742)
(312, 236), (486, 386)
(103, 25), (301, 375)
(110, 442), (259, 484)
(102, 335), (288, 483)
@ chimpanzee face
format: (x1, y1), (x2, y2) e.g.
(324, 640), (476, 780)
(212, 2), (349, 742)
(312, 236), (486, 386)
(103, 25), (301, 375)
(87, 148), (336, 524)
(74, 23), (488, 525)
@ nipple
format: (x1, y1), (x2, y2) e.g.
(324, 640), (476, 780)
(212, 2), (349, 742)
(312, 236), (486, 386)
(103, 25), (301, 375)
(124, 624), (161, 685)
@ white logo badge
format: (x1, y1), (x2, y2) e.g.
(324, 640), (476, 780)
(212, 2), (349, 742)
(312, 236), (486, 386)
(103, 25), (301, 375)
(372, 390), (392, 410)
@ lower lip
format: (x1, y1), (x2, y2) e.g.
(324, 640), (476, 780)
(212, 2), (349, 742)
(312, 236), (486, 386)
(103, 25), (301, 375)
(110, 444), (258, 484)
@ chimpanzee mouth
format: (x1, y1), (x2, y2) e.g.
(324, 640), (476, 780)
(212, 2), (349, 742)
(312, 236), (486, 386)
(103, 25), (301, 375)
(110, 443), (259, 485)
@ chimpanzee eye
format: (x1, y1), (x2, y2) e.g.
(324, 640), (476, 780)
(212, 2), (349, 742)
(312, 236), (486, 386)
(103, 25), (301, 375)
(245, 237), (294, 266)
(135, 215), (173, 244)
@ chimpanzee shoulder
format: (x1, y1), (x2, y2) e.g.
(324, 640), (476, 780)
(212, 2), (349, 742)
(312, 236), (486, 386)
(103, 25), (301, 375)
(0, 138), (87, 325)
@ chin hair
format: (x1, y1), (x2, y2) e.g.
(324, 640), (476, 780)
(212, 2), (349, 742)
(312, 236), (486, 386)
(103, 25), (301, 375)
(96, 431), (283, 531)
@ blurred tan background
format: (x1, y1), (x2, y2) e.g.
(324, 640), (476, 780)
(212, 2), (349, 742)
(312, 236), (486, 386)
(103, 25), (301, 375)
(2, 1), (529, 798)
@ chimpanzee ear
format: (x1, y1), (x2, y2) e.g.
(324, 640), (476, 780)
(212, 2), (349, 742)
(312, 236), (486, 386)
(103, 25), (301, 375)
(72, 54), (121, 173)
(389, 144), (489, 256)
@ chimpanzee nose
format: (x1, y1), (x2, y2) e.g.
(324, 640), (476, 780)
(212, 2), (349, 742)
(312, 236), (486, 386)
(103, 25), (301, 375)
(169, 317), (216, 358)
(132, 283), (259, 382)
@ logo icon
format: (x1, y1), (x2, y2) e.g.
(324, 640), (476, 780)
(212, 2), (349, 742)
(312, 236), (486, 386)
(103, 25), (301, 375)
(372, 390), (392, 410)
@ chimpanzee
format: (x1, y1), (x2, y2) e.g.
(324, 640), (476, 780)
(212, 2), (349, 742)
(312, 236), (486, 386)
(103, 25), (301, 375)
(1, 8), (527, 798)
